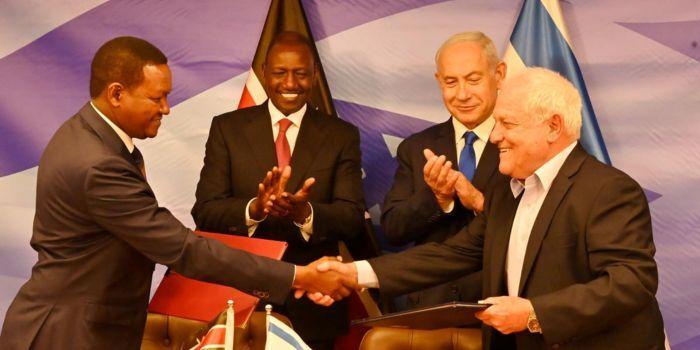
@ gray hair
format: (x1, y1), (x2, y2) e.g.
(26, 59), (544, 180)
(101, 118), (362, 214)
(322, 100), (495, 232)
(502, 67), (583, 138)
(434, 31), (500, 68)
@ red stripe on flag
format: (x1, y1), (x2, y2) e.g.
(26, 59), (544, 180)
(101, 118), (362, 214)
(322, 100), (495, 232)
(193, 327), (227, 348)
(238, 85), (256, 109)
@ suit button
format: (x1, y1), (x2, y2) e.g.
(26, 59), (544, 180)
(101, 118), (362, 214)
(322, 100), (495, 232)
(163, 338), (171, 346)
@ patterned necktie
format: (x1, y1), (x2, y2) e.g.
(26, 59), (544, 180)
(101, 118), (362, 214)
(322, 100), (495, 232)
(131, 146), (146, 179)
(275, 118), (293, 168)
(459, 131), (478, 181)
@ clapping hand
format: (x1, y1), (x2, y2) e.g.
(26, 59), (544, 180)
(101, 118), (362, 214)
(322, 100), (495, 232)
(249, 166), (291, 220)
(422, 148), (460, 211)
(269, 177), (315, 224)
(423, 149), (484, 213)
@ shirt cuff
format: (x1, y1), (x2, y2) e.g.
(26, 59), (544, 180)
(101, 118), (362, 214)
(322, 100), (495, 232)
(354, 260), (379, 288)
(245, 197), (266, 237)
(294, 203), (314, 242)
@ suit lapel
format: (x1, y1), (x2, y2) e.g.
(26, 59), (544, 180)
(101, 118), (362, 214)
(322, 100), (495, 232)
(433, 119), (459, 169)
(473, 142), (499, 190)
(517, 145), (588, 295)
(79, 102), (144, 177)
(242, 103), (277, 173)
(287, 108), (328, 191)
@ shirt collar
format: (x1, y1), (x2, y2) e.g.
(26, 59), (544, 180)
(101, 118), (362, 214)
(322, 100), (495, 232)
(90, 101), (135, 153)
(268, 101), (307, 128)
(452, 116), (495, 144)
(510, 141), (578, 198)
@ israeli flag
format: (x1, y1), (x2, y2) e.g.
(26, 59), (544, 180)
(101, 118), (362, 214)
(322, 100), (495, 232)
(503, 0), (611, 164)
(265, 307), (311, 350)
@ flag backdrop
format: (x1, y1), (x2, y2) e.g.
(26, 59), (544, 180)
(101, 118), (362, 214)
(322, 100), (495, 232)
(238, 0), (336, 116)
(503, 0), (611, 164)
(1, 1), (698, 348)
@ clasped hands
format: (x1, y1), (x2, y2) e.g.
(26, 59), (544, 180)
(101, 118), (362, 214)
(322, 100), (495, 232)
(293, 257), (358, 306)
(249, 165), (315, 225)
(422, 148), (484, 213)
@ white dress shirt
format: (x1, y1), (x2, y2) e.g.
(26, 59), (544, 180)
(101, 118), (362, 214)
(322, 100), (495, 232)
(91, 102), (134, 153)
(244, 102), (314, 241)
(505, 141), (577, 296)
(355, 141), (578, 290)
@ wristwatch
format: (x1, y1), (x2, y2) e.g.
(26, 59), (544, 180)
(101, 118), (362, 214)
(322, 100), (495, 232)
(527, 307), (542, 333)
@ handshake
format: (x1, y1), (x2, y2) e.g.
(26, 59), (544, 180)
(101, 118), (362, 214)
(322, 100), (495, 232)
(292, 257), (359, 306)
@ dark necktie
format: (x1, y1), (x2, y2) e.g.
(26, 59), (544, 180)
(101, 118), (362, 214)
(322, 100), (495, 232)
(131, 146), (146, 179)
(459, 131), (478, 181)
(275, 118), (293, 168)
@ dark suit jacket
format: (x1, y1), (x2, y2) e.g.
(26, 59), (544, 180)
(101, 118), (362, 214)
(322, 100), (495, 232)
(191, 102), (365, 341)
(381, 119), (499, 307)
(370, 144), (665, 350)
(0, 103), (294, 350)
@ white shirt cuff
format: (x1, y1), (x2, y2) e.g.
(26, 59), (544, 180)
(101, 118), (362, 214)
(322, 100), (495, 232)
(245, 197), (266, 237)
(294, 203), (314, 242)
(354, 260), (379, 289)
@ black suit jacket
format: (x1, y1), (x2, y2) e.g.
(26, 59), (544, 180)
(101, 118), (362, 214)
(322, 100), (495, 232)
(191, 102), (365, 341)
(0, 103), (294, 350)
(381, 119), (499, 307)
(370, 145), (665, 350)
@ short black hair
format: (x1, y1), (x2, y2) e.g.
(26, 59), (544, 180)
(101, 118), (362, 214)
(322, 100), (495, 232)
(89, 36), (167, 98)
(265, 31), (315, 65)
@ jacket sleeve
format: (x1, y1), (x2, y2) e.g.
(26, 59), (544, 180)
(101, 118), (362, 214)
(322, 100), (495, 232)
(531, 174), (658, 344)
(84, 155), (294, 304)
(369, 202), (486, 297)
(381, 138), (461, 246)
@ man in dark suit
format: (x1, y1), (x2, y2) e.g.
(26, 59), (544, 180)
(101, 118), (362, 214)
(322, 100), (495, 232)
(317, 67), (665, 349)
(0, 36), (351, 350)
(191, 32), (364, 349)
(382, 31), (504, 308)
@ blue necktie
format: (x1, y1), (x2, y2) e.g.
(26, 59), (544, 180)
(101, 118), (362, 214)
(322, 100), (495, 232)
(459, 131), (478, 181)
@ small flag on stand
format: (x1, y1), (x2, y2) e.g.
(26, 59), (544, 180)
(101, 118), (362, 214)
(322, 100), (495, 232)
(264, 304), (311, 350)
(188, 300), (236, 350)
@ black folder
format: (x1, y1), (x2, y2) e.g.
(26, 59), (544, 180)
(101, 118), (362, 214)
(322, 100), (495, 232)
(351, 302), (489, 329)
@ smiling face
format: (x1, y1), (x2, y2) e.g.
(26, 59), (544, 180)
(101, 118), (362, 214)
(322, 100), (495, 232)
(263, 42), (316, 115)
(116, 64), (172, 139)
(490, 69), (582, 180)
(490, 108), (551, 180)
(435, 41), (504, 129)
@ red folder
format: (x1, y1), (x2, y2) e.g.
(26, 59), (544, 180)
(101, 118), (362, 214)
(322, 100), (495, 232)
(148, 231), (287, 326)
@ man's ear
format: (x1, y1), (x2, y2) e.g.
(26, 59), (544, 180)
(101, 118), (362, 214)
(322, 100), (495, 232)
(547, 114), (564, 143)
(494, 61), (507, 89)
(105, 83), (124, 107)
